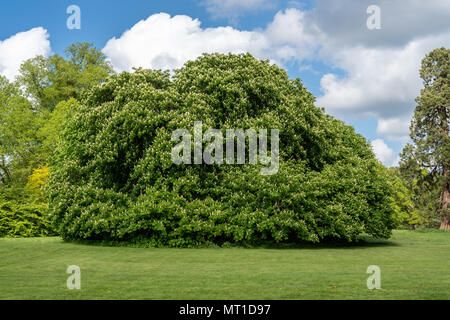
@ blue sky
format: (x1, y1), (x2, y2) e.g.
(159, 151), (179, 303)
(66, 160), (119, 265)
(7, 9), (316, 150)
(1, 0), (449, 166)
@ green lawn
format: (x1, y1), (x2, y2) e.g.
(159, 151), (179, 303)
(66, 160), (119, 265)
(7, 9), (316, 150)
(0, 230), (449, 299)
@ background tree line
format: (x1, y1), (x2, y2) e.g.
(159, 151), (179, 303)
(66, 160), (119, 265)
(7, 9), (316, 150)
(0, 43), (448, 237)
(0, 42), (113, 236)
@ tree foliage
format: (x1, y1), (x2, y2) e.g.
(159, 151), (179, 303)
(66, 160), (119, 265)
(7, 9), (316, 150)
(26, 166), (50, 196)
(386, 167), (423, 228)
(0, 187), (54, 237)
(400, 47), (449, 230)
(0, 43), (112, 237)
(17, 42), (113, 111)
(0, 42), (111, 188)
(47, 53), (396, 246)
(0, 76), (41, 186)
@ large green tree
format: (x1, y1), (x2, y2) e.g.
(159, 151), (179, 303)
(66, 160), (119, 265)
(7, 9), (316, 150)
(400, 47), (449, 230)
(47, 53), (396, 247)
(17, 42), (113, 112)
(1, 42), (112, 188)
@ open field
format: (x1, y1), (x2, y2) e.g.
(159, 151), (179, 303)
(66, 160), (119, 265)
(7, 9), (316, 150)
(0, 230), (449, 300)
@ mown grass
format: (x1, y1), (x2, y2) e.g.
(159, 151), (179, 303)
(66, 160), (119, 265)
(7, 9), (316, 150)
(0, 230), (449, 299)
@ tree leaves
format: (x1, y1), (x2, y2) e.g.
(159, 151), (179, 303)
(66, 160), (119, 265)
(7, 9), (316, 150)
(46, 53), (396, 246)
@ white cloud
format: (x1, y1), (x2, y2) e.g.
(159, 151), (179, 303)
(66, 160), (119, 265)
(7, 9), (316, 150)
(371, 139), (397, 167)
(0, 27), (51, 81)
(102, 10), (316, 73)
(103, 13), (263, 72)
(376, 116), (412, 142)
(316, 35), (446, 118)
(265, 8), (320, 60)
(201, 0), (274, 22)
(309, 0), (450, 142)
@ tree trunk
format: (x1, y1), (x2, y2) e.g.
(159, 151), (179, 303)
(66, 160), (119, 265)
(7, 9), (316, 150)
(439, 173), (450, 230)
(440, 215), (450, 230)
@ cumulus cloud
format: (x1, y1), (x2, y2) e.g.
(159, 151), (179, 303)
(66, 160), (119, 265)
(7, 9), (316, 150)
(103, 13), (265, 72)
(376, 116), (412, 142)
(316, 34), (449, 119)
(265, 8), (320, 60)
(310, 0), (450, 142)
(200, 0), (275, 22)
(103, 10), (315, 73)
(371, 139), (397, 167)
(0, 27), (51, 81)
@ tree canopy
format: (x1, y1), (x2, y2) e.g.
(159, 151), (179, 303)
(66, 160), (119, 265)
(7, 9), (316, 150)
(0, 42), (112, 188)
(46, 53), (396, 247)
(17, 42), (113, 112)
